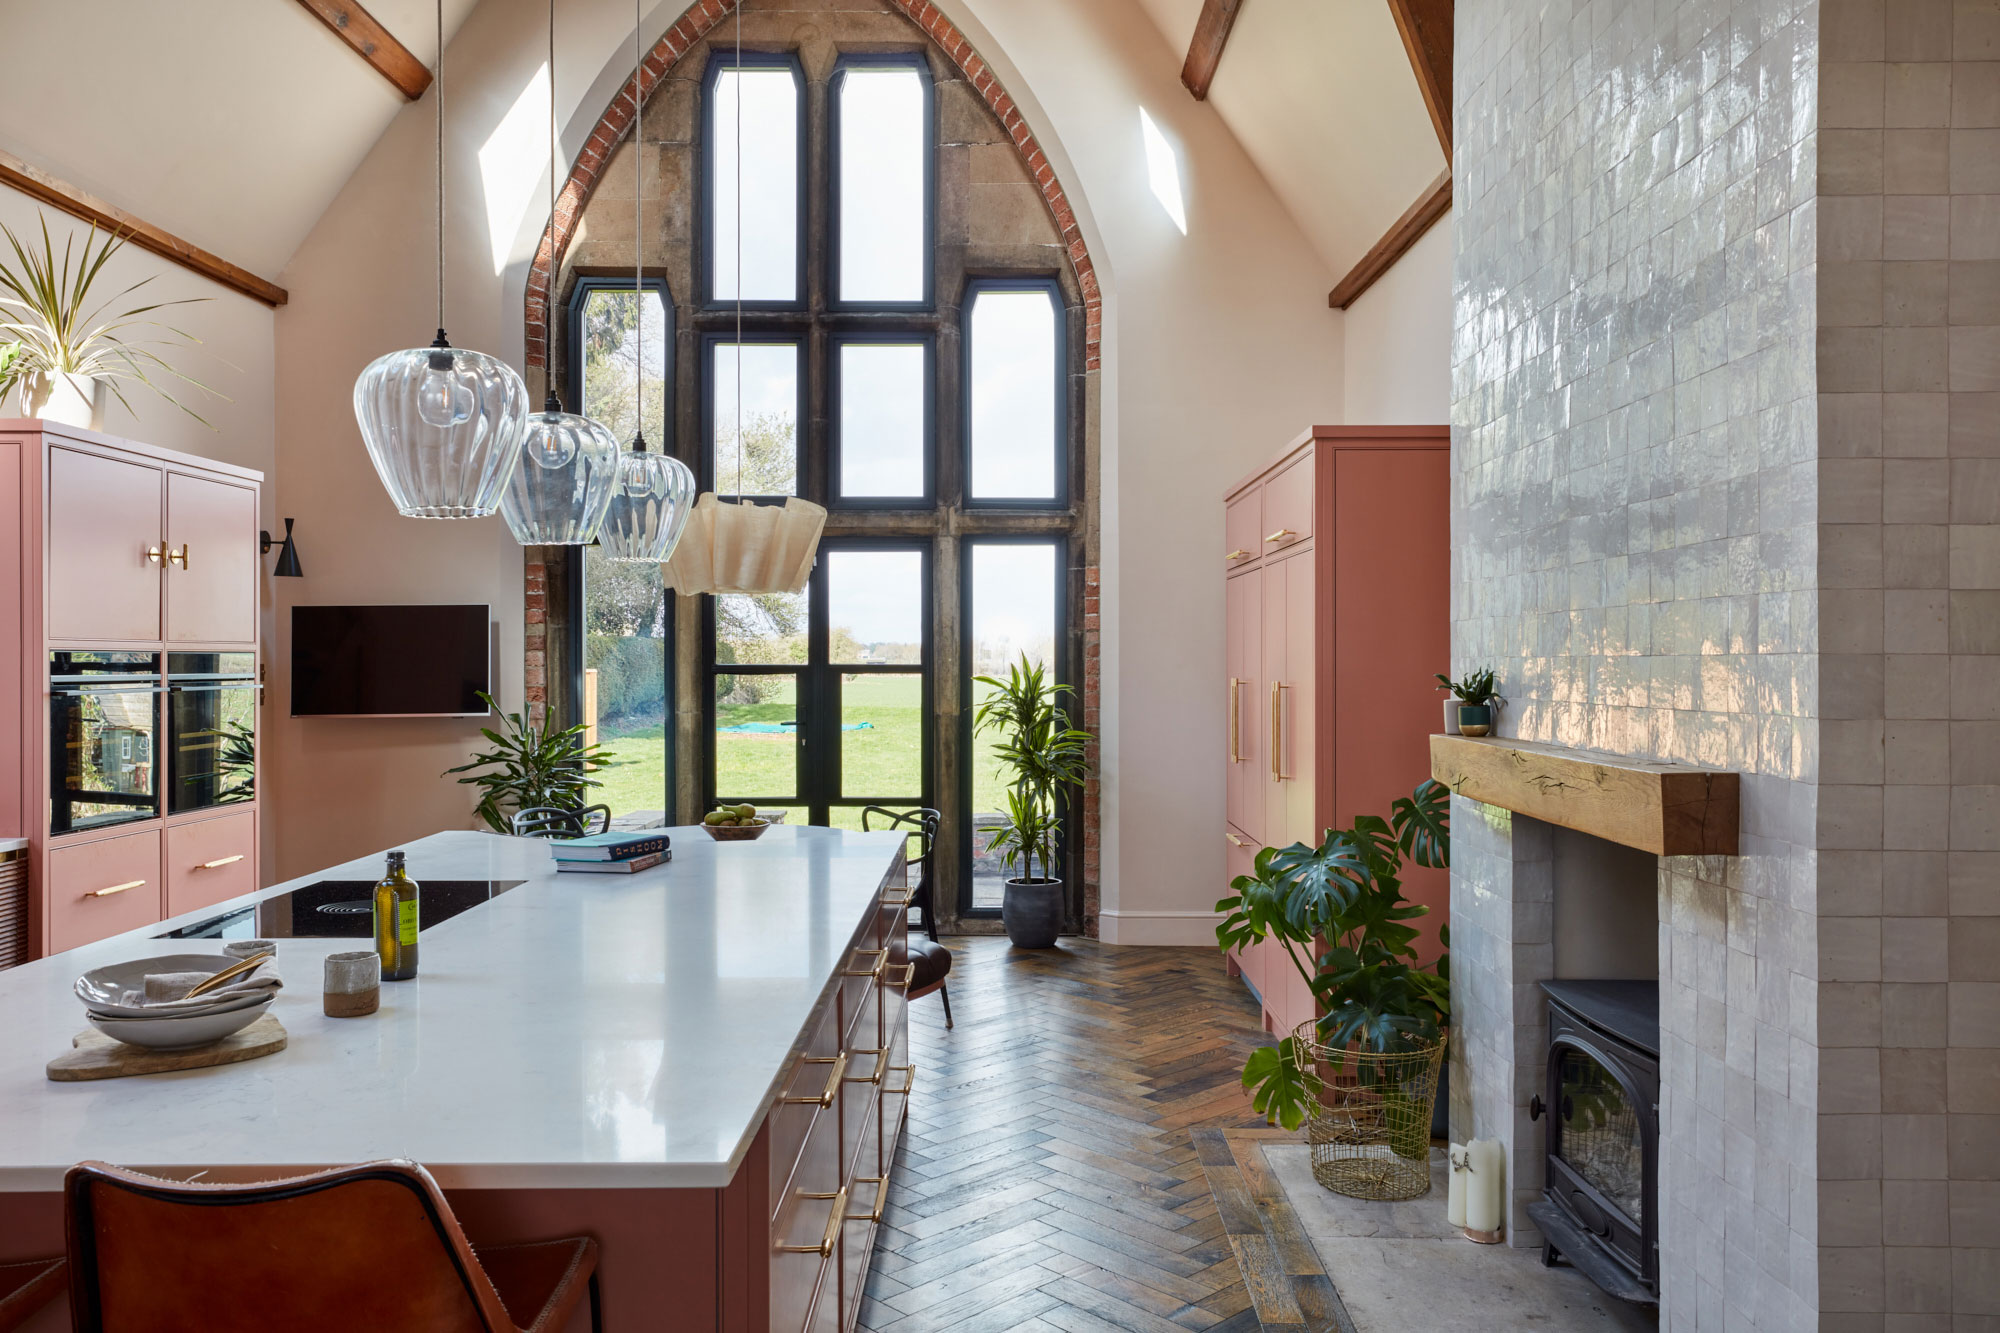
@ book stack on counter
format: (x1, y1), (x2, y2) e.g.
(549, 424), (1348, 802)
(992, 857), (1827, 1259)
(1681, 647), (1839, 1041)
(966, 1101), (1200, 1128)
(551, 831), (672, 874)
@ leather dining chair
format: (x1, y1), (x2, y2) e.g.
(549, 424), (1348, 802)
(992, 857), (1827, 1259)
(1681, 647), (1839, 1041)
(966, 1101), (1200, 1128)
(510, 805), (612, 839)
(0, 1256), (64, 1332)
(65, 1160), (599, 1333)
(861, 806), (953, 1028)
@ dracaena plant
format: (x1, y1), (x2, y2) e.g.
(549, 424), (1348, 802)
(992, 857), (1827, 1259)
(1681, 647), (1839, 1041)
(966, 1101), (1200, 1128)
(443, 692), (616, 834)
(1217, 778), (1452, 1131)
(973, 655), (1091, 884)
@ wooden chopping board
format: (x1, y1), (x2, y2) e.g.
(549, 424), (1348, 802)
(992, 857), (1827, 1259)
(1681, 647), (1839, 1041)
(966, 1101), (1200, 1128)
(47, 1014), (287, 1082)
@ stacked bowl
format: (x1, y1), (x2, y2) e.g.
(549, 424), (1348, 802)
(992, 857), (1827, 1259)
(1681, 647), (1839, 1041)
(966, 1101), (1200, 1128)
(73, 953), (278, 1050)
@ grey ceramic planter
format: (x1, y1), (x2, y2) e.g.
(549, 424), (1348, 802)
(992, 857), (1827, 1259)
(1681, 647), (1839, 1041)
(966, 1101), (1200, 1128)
(1002, 878), (1064, 948)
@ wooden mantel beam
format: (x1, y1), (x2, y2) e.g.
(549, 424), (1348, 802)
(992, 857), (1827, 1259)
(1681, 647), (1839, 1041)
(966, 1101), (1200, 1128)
(296, 0), (433, 102)
(1387, 0), (1453, 161)
(1180, 0), (1245, 101)
(1327, 168), (1450, 310)
(0, 151), (287, 307)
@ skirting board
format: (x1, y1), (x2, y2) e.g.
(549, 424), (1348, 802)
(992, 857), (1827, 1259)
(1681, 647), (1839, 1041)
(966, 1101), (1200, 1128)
(1098, 909), (1225, 947)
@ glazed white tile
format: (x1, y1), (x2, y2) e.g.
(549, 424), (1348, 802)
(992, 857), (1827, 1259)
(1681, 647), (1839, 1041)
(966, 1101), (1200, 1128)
(0, 827), (903, 1191)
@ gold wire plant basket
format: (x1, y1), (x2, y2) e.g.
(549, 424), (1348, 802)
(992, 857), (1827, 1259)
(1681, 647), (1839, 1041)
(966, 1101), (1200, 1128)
(1293, 1021), (1446, 1202)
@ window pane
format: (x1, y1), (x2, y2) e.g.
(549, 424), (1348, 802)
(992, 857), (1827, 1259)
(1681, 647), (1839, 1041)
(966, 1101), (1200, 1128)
(841, 672), (921, 799)
(580, 288), (667, 444)
(714, 590), (807, 665)
(712, 342), (799, 496)
(828, 550), (922, 665)
(710, 66), (799, 301)
(968, 289), (1058, 500)
(838, 342), (925, 498)
(837, 66), (925, 302)
(582, 548), (667, 828)
(969, 543), (1058, 908)
(715, 673), (798, 800)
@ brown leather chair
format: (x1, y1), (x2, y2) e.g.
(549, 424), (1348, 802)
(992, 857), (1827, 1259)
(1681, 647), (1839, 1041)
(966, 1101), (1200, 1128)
(863, 806), (953, 1028)
(65, 1160), (598, 1333)
(0, 1256), (64, 1332)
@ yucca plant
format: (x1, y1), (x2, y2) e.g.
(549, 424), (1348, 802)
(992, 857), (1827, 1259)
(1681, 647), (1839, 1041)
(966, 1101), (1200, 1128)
(443, 693), (616, 834)
(973, 655), (1091, 884)
(0, 215), (221, 424)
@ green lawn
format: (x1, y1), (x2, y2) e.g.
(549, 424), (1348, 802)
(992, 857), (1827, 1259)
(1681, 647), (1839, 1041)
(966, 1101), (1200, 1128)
(587, 674), (1012, 823)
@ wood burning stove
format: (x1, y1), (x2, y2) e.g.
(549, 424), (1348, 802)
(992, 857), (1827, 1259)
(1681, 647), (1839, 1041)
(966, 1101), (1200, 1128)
(1528, 980), (1659, 1306)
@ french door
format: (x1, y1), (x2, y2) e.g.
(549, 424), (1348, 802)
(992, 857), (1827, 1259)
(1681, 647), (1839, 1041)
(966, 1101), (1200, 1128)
(705, 538), (931, 828)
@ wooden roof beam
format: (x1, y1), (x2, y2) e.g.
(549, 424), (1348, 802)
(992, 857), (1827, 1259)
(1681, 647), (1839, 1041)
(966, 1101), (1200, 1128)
(1327, 168), (1449, 310)
(1180, 0), (1245, 101)
(296, 0), (432, 102)
(1387, 0), (1453, 161)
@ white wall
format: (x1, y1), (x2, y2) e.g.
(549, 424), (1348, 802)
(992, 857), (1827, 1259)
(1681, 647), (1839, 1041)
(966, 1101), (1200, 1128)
(1340, 217), (1451, 426)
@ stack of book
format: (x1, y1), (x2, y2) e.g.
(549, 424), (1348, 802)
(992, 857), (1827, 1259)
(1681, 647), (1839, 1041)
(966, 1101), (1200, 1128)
(551, 831), (672, 874)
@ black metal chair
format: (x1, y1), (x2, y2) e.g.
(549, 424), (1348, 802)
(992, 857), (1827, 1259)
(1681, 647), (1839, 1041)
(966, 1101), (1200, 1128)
(510, 805), (612, 840)
(862, 806), (952, 1028)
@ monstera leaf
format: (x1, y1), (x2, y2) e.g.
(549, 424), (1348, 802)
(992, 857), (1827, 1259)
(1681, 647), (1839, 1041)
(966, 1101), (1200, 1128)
(1391, 778), (1451, 869)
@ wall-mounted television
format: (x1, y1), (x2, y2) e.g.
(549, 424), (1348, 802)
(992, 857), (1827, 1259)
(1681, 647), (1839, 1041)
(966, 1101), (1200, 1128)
(291, 605), (491, 718)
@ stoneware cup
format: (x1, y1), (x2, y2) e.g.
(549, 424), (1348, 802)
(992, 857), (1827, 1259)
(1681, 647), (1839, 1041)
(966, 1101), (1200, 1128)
(224, 940), (277, 962)
(324, 950), (381, 1018)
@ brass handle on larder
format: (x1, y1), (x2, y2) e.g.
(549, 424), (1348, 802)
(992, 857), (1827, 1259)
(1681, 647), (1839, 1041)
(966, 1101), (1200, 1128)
(846, 1177), (888, 1224)
(146, 544), (164, 565)
(1228, 678), (1241, 762)
(165, 544), (188, 569)
(780, 1052), (848, 1108)
(779, 1186), (848, 1257)
(196, 855), (244, 870)
(85, 879), (145, 899)
(1270, 682), (1290, 781)
(1264, 528), (1296, 544)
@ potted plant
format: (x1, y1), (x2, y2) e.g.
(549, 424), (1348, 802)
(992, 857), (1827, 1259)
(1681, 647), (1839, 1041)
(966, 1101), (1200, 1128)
(1435, 669), (1501, 737)
(0, 216), (220, 428)
(1215, 778), (1451, 1199)
(974, 655), (1091, 949)
(443, 692), (616, 833)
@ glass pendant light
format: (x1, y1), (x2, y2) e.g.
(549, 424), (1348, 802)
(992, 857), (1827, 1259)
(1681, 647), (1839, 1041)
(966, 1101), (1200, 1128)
(354, 0), (529, 519)
(599, 0), (697, 564)
(502, 0), (621, 545)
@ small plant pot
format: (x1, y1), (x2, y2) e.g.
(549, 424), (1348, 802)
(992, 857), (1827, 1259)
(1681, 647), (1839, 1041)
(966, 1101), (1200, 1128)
(1441, 699), (1461, 735)
(1456, 703), (1493, 737)
(1002, 877), (1064, 948)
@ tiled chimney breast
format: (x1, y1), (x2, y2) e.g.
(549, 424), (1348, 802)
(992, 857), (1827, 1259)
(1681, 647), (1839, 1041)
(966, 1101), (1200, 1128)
(1455, 0), (2000, 1328)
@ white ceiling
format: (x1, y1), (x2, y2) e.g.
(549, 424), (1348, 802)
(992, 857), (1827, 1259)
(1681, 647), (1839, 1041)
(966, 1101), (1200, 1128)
(1129, 0), (1447, 281)
(0, 0), (478, 282)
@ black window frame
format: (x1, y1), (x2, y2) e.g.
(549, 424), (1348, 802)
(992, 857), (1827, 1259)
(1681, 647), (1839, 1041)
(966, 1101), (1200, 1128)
(699, 50), (809, 312)
(961, 275), (1068, 510)
(828, 330), (936, 509)
(700, 331), (808, 501)
(563, 272), (678, 432)
(828, 52), (936, 312)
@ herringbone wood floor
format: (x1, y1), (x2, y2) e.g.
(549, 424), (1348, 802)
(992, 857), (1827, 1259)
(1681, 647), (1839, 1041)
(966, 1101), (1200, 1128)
(859, 937), (1279, 1333)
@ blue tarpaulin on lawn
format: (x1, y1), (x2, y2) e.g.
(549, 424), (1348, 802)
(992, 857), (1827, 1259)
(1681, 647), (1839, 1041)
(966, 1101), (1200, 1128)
(718, 721), (875, 734)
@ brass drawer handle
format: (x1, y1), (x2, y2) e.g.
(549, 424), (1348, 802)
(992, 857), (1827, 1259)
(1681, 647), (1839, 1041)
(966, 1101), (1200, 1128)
(1264, 527), (1296, 544)
(844, 1048), (886, 1086)
(881, 889), (913, 908)
(85, 879), (145, 899)
(778, 1185), (848, 1257)
(1226, 832), (1244, 847)
(889, 962), (916, 988)
(1228, 677), (1241, 762)
(196, 855), (245, 870)
(1225, 548), (1250, 561)
(844, 948), (887, 979)
(885, 1064), (916, 1096)
(166, 543), (188, 569)
(846, 1177), (887, 1224)
(781, 1052), (848, 1107)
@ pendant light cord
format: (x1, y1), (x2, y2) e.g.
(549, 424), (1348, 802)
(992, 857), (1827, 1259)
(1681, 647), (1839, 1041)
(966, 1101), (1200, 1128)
(544, 0), (560, 411)
(433, 0), (447, 347)
(631, 0), (647, 452)
(733, 0), (744, 502)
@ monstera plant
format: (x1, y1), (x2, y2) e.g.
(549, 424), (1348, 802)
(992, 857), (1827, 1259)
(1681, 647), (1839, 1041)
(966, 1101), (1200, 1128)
(1216, 778), (1452, 1132)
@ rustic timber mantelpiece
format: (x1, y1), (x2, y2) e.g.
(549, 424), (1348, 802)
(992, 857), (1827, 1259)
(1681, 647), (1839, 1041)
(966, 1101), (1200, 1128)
(1428, 735), (1739, 857)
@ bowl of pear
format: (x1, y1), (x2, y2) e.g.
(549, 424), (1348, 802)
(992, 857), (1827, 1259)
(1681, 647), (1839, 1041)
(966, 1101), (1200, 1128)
(701, 803), (772, 841)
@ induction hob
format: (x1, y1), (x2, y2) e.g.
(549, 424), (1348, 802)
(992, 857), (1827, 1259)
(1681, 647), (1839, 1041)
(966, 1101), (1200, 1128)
(156, 879), (527, 941)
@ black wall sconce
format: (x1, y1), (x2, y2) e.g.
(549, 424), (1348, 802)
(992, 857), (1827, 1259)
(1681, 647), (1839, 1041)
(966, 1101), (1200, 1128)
(260, 518), (304, 578)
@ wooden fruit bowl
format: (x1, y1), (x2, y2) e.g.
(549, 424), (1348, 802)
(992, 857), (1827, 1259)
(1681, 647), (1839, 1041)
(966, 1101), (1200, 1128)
(702, 819), (771, 842)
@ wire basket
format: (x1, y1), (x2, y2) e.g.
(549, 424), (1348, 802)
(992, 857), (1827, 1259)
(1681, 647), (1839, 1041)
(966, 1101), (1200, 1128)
(1293, 1021), (1446, 1201)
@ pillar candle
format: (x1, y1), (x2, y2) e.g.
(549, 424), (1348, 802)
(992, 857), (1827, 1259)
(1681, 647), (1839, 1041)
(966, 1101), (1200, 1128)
(1464, 1137), (1505, 1239)
(1446, 1142), (1469, 1226)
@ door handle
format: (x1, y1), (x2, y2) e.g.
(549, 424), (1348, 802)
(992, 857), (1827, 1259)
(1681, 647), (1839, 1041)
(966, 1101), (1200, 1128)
(146, 544), (164, 565)
(85, 879), (145, 899)
(1226, 832), (1244, 847)
(1225, 548), (1250, 562)
(1228, 678), (1241, 762)
(196, 855), (245, 870)
(1264, 528), (1296, 544)
(165, 544), (188, 569)
(1270, 682), (1290, 781)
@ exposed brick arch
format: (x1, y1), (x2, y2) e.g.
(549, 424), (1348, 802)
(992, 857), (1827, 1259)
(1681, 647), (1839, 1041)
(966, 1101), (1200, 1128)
(523, 0), (1102, 373)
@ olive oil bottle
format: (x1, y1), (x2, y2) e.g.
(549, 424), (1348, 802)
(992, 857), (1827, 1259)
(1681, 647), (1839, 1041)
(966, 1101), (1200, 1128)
(374, 851), (420, 981)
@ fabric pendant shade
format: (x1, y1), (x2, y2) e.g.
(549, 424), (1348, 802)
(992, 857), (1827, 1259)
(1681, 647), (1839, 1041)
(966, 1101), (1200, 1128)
(500, 407), (622, 543)
(662, 495), (827, 595)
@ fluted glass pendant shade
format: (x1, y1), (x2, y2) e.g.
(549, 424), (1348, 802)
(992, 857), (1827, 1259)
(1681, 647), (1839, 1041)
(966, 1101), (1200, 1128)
(354, 341), (531, 518)
(598, 448), (697, 563)
(500, 403), (622, 543)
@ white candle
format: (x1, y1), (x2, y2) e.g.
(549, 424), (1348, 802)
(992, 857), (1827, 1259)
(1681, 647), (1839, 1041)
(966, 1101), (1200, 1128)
(1446, 1142), (1469, 1226)
(1464, 1137), (1505, 1239)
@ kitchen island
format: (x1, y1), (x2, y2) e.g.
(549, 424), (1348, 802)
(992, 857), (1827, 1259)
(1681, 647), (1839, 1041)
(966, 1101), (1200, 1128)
(0, 826), (913, 1331)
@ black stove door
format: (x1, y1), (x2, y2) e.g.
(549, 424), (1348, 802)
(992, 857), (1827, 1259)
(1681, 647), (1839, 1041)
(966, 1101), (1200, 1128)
(1543, 1025), (1656, 1289)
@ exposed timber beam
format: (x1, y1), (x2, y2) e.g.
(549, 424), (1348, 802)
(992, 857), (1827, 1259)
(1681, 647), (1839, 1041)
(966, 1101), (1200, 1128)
(1180, 0), (1245, 101)
(1387, 0), (1453, 160)
(1327, 168), (1450, 311)
(0, 151), (287, 307)
(296, 0), (433, 101)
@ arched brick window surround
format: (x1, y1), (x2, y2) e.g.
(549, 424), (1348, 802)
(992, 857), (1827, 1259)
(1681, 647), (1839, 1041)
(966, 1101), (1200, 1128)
(518, 0), (1106, 932)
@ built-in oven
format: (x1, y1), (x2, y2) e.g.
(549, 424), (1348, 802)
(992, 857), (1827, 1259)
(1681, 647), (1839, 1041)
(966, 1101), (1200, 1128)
(50, 651), (163, 836)
(167, 653), (257, 816)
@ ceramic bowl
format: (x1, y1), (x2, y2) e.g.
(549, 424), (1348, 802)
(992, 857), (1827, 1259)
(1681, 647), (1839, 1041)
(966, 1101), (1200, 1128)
(702, 819), (770, 842)
(75, 954), (264, 1019)
(86, 996), (271, 1050)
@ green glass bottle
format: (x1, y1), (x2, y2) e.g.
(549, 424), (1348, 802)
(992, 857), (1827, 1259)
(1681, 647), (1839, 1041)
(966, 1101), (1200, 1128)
(374, 851), (420, 981)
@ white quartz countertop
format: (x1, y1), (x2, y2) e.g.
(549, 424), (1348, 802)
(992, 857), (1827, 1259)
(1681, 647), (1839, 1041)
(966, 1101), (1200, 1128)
(0, 827), (903, 1191)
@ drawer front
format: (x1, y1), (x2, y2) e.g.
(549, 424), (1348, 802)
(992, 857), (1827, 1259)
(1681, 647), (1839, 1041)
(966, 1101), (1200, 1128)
(838, 942), (883, 1046)
(878, 1017), (912, 1174)
(839, 1054), (885, 1187)
(771, 1092), (842, 1333)
(1260, 450), (1314, 554)
(47, 827), (163, 953)
(840, 1085), (886, 1330)
(770, 1000), (846, 1221)
(165, 810), (255, 918)
(1224, 485), (1261, 570)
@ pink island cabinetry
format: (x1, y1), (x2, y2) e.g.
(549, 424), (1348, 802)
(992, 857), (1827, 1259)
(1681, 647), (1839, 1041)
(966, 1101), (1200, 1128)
(1221, 425), (1451, 1039)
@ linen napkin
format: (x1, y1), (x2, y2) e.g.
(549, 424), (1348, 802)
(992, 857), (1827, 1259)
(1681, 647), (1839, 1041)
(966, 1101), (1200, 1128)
(117, 957), (284, 1010)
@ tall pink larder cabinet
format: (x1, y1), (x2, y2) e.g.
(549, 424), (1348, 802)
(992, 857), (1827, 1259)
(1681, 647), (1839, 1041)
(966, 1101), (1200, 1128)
(1222, 426), (1450, 1041)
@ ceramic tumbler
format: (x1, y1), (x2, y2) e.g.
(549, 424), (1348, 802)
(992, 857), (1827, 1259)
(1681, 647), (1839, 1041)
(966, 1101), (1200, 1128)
(323, 950), (381, 1018)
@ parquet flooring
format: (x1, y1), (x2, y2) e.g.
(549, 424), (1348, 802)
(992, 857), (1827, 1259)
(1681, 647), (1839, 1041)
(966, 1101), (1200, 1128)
(859, 937), (1280, 1333)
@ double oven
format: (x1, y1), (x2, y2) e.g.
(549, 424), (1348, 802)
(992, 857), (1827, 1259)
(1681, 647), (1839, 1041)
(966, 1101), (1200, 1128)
(52, 652), (256, 837)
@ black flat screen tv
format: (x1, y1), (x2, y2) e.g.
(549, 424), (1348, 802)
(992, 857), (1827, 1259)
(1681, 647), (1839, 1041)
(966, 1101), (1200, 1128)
(291, 605), (490, 717)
